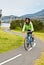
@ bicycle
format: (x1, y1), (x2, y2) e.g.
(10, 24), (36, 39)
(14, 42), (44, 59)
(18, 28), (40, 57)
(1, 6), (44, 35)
(24, 31), (36, 51)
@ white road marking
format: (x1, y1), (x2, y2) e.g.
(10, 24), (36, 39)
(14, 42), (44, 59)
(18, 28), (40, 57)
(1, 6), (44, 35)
(28, 47), (32, 51)
(0, 54), (22, 65)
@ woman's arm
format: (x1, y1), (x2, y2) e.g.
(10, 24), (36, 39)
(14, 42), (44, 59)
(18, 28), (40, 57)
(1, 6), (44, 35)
(22, 23), (26, 32)
(30, 21), (34, 32)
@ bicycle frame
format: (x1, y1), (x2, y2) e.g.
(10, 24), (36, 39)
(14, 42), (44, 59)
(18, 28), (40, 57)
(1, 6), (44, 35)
(26, 33), (32, 46)
(24, 31), (35, 51)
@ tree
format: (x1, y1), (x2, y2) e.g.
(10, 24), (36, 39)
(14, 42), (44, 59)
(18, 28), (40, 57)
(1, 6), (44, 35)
(31, 19), (44, 31)
(10, 20), (24, 30)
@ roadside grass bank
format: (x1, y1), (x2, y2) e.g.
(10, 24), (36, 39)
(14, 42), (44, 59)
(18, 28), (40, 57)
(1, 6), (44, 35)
(0, 29), (24, 54)
(33, 32), (44, 42)
(34, 52), (44, 65)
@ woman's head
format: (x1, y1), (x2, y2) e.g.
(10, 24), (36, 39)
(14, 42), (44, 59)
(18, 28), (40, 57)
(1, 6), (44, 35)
(25, 18), (30, 24)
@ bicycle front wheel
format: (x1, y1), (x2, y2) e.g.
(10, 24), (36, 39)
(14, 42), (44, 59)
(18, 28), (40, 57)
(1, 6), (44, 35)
(24, 37), (31, 51)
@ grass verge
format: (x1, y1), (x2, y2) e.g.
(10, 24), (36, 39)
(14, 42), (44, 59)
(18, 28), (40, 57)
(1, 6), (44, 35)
(33, 32), (44, 42)
(34, 52), (44, 65)
(0, 29), (24, 54)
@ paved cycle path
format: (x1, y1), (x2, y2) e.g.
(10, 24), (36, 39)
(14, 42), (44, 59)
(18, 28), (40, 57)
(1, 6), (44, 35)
(0, 29), (44, 65)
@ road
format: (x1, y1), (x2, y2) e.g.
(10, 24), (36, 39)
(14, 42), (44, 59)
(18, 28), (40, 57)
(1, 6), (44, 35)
(0, 29), (44, 65)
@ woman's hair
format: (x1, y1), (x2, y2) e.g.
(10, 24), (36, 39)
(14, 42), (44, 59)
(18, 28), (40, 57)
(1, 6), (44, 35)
(25, 18), (30, 23)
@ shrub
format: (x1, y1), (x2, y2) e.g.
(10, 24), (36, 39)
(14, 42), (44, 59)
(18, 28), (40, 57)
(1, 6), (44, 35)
(10, 20), (24, 30)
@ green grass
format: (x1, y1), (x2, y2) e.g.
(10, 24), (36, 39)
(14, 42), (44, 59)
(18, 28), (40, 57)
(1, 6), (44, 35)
(0, 29), (24, 54)
(33, 32), (44, 42)
(34, 52), (44, 65)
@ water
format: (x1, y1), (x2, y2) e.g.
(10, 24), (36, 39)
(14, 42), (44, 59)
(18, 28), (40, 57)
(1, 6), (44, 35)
(1, 23), (10, 28)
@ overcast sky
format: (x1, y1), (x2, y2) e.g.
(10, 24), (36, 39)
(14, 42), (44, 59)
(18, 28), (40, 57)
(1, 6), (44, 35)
(0, 0), (44, 16)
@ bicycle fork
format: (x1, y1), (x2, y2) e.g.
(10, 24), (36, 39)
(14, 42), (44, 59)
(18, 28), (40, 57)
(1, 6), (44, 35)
(27, 34), (32, 47)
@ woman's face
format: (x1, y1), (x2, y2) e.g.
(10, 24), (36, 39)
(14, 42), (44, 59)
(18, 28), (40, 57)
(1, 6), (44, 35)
(25, 19), (29, 23)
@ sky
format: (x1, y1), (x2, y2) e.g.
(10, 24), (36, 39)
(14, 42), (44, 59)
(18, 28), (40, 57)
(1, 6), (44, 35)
(0, 0), (44, 16)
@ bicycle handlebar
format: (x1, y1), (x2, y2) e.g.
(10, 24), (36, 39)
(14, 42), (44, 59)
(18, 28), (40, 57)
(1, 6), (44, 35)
(27, 30), (32, 33)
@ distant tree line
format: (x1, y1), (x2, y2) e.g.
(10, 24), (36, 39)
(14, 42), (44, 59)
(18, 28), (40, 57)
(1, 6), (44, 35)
(31, 19), (44, 31)
(10, 20), (24, 30)
(10, 19), (44, 32)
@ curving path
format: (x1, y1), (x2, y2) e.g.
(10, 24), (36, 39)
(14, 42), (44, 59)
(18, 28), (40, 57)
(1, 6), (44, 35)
(0, 28), (44, 65)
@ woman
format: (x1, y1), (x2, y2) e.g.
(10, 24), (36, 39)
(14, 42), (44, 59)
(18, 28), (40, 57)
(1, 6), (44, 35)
(22, 18), (34, 47)
(22, 18), (34, 32)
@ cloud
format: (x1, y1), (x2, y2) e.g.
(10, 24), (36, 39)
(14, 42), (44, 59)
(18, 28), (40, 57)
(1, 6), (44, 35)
(2, 8), (25, 16)
(0, 0), (44, 16)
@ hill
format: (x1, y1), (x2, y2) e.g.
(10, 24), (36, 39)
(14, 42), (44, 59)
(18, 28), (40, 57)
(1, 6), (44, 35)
(21, 9), (44, 18)
(2, 9), (44, 23)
